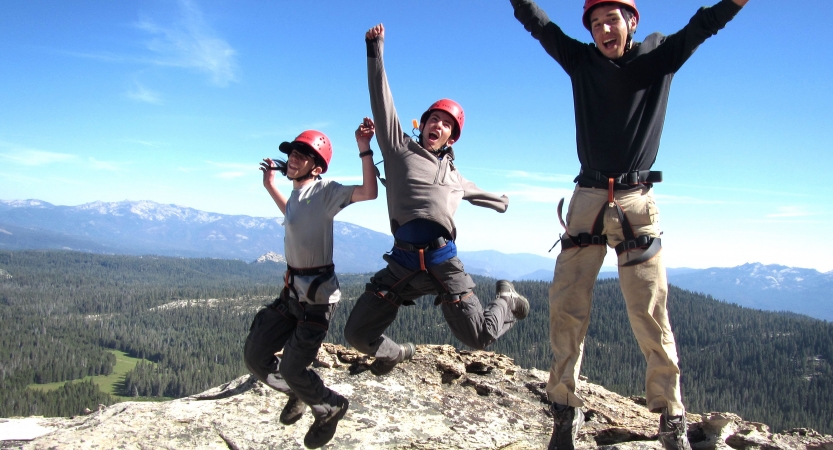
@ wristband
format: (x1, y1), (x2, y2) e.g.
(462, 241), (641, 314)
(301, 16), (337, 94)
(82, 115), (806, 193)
(359, 150), (374, 158)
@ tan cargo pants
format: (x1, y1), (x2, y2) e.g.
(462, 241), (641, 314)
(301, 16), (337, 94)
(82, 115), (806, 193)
(547, 185), (685, 416)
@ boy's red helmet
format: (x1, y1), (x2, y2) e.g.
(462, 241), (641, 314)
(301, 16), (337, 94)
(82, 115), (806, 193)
(419, 99), (465, 143)
(279, 130), (332, 173)
(582, 0), (639, 30)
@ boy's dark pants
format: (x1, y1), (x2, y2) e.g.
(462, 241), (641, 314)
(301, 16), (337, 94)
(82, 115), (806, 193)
(344, 255), (515, 360)
(244, 291), (336, 407)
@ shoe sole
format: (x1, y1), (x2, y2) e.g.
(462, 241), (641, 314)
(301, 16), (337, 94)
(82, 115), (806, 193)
(280, 399), (307, 425)
(496, 281), (529, 320)
(304, 398), (349, 448)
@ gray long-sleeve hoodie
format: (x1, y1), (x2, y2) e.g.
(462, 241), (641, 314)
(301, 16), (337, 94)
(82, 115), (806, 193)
(366, 36), (508, 240)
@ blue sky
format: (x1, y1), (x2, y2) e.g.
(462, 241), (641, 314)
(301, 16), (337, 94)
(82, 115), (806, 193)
(1, 0), (831, 272)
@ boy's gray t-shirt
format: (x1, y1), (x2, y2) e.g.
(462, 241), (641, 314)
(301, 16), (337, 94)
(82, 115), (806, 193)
(284, 179), (355, 269)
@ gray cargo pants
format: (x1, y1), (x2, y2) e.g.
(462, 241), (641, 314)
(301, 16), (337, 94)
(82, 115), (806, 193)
(344, 254), (516, 361)
(244, 291), (339, 408)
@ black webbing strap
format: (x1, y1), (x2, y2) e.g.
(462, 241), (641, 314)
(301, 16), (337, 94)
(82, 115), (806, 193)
(616, 237), (662, 267)
(575, 168), (662, 190)
(369, 240), (457, 307)
(561, 202), (607, 251)
(285, 264), (335, 303)
(611, 199), (661, 266)
(393, 237), (448, 252)
(298, 302), (331, 330)
(558, 197), (661, 266)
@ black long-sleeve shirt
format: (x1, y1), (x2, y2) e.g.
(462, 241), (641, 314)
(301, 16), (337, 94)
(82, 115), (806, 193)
(511, 0), (741, 174)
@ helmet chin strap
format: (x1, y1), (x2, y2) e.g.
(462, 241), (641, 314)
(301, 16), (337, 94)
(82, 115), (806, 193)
(286, 165), (320, 182)
(623, 14), (636, 54)
(418, 133), (451, 154)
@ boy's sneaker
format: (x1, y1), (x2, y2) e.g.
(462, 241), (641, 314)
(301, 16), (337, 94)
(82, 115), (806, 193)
(279, 395), (307, 425)
(496, 280), (530, 320)
(370, 342), (415, 376)
(547, 403), (584, 450)
(304, 394), (349, 449)
(659, 408), (692, 450)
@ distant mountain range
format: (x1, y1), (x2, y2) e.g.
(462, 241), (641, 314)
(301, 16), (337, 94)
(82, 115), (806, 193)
(0, 199), (556, 278)
(522, 263), (832, 322)
(2, 199), (829, 321)
(0, 199), (391, 274)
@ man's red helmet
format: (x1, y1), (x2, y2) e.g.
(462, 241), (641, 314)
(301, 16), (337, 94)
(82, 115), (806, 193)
(582, 0), (640, 30)
(279, 130), (333, 173)
(419, 99), (465, 143)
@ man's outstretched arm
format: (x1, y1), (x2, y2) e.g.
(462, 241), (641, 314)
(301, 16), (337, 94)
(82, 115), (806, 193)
(509, 0), (588, 75)
(732, 0), (749, 6)
(365, 23), (407, 156)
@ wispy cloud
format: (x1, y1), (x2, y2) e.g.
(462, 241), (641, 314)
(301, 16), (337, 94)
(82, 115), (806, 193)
(124, 139), (167, 147)
(134, 0), (238, 86)
(505, 170), (575, 183)
(504, 184), (574, 203)
(216, 171), (246, 179)
(126, 82), (163, 104)
(653, 193), (729, 205)
(88, 157), (123, 171)
(766, 205), (813, 218)
(204, 161), (255, 180)
(0, 145), (76, 166)
(247, 122), (333, 140)
(206, 161), (253, 170)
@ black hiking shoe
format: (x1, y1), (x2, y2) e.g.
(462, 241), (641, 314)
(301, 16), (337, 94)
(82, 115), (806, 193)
(279, 395), (307, 425)
(304, 394), (349, 449)
(369, 342), (415, 376)
(659, 408), (691, 450)
(496, 280), (530, 320)
(547, 403), (584, 450)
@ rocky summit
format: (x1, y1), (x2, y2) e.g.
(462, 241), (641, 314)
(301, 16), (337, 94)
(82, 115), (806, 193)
(3, 344), (832, 449)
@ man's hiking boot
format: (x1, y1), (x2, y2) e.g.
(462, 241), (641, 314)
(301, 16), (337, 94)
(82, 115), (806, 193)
(496, 280), (530, 320)
(279, 395), (307, 425)
(547, 403), (584, 450)
(369, 342), (415, 376)
(304, 394), (349, 449)
(659, 408), (691, 450)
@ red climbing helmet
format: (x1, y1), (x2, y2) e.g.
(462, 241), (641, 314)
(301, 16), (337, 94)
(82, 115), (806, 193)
(279, 130), (333, 173)
(582, 0), (640, 30)
(419, 99), (465, 143)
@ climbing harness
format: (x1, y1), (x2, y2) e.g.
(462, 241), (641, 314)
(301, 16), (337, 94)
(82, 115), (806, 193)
(551, 169), (663, 267)
(366, 236), (464, 307)
(284, 264), (335, 304)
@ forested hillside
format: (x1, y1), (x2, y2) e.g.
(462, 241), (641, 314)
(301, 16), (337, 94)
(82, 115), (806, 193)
(1, 250), (831, 434)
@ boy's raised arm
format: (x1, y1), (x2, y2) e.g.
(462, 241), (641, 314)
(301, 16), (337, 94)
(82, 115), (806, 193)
(259, 158), (288, 215)
(366, 23), (407, 155)
(351, 117), (379, 203)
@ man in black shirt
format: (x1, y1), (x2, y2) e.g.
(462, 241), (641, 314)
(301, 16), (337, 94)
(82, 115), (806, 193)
(509, 0), (748, 448)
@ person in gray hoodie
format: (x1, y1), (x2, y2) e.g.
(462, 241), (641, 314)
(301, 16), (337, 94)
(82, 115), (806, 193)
(344, 23), (530, 376)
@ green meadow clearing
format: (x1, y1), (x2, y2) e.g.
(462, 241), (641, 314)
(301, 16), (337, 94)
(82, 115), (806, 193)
(27, 350), (167, 401)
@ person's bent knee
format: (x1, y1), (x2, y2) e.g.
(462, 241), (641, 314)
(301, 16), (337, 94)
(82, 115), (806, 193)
(343, 326), (375, 355)
(244, 340), (276, 382)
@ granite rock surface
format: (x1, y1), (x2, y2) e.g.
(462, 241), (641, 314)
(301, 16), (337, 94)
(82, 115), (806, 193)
(4, 344), (833, 449)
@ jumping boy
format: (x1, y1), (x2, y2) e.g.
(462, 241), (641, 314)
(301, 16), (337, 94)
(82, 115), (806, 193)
(509, 0), (748, 448)
(244, 121), (377, 449)
(344, 24), (530, 376)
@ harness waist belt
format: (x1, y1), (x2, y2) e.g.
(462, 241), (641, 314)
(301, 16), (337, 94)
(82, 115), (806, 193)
(575, 168), (662, 190)
(286, 264), (334, 277)
(394, 237), (448, 252)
